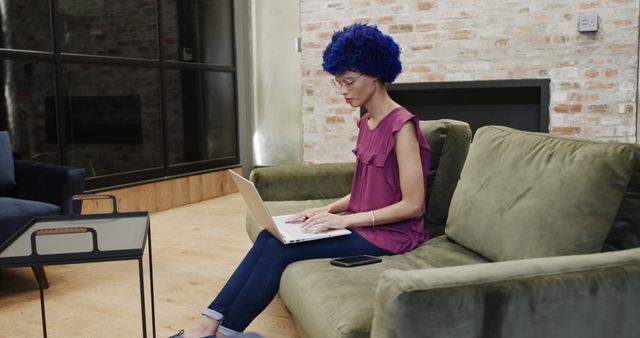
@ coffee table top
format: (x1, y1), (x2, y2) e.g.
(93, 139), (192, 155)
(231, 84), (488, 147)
(0, 212), (149, 267)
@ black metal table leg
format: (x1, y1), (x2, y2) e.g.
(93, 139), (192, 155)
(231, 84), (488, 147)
(39, 278), (47, 338)
(147, 226), (156, 338)
(139, 258), (148, 338)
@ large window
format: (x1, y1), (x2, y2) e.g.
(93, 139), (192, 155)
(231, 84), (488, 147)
(0, 0), (238, 190)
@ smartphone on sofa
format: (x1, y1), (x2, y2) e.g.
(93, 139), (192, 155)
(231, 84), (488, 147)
(330, 255), (382, 267)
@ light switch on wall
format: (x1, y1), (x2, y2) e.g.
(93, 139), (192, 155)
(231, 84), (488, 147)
(579, 13), (599, 32)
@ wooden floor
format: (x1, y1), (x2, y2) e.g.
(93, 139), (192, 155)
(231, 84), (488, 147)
(0, 193), (300, 338)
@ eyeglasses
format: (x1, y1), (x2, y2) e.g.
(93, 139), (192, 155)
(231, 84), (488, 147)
(331, 74), (363, 92)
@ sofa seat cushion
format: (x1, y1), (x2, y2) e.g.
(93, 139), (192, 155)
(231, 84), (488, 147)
(446, 126), (640, 261)
(0, 197), (60, 244)
(279, 235), (489, 338)
(246, 199), (489, 338)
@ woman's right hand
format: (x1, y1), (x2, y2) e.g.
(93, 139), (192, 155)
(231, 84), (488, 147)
(286, 206), (330, 223)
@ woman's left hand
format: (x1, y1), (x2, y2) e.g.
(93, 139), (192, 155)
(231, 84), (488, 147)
(300, 212), (349, 234)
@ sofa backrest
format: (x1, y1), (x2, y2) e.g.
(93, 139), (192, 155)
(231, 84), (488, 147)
(419, 119), (472, 237)
(605, 153), (640, 251)
(445, 126), (640, 262)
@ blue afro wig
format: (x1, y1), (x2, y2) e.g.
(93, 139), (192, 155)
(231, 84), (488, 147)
(322, 24), (402, 83)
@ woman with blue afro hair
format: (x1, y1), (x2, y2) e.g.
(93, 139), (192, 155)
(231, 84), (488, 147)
(171, 23), (432, 338)
(323, 23), (402, 83)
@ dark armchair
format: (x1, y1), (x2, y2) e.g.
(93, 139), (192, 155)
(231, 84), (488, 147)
(0, 131), (86, 288)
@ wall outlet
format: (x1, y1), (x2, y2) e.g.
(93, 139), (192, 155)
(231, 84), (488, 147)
(579, 13), (599, 32)
(182, 48), (193, 61)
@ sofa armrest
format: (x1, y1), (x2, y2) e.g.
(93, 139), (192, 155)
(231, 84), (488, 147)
(372, 248), (640, 338)
(14, 160), (86, 214)
(249, 162), (354, 201)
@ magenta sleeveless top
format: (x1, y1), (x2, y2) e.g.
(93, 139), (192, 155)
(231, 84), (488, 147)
(348, 107), (431, 254)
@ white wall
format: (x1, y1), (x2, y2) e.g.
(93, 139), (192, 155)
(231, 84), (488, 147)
(251, 0), (303, 165)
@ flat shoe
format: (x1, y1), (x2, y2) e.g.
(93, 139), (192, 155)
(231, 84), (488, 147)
(168, 330), (183, 338)
(169, 329), (215, 338)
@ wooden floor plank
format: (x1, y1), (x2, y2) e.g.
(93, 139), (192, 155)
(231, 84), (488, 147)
(0, 193), (300, 338)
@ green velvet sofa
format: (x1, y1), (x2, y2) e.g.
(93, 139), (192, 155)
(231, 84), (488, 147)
(246, 120), (640, 338)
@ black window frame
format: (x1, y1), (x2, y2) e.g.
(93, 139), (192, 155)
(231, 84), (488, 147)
(0, 0), (240, 191)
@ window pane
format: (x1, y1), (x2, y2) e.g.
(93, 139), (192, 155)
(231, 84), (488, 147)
(0, 1), (51, 51)
(61, 64), (162, 177)
(0, 60), (57, 161)
(58, 0), (157, 59)
(165, 69), (236, 164)
(162, 0), (234, 65)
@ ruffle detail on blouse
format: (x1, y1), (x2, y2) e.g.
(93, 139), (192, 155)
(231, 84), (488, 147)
(352, 146), (387, 167)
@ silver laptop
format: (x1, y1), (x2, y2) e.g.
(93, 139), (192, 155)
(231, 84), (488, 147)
(228, 170), (351, 244)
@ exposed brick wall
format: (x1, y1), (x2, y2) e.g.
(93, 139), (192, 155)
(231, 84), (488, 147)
(301, 0), (639, 163)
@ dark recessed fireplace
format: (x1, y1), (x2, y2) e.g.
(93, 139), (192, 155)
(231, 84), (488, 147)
(45, 95), (142, 144)
(365, 79), (550, 134)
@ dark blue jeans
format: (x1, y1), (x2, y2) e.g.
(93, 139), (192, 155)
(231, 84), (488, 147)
(207, 230), (389, 332)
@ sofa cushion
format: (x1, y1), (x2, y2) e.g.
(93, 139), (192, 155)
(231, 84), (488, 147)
(604, 152), (640, 251)
(251, 200), (488, 338)
(279, 236), (489, 338)
(0, 197), (60, 244)
(445, 126), (639, 261)
(419, 120), (471, 237)
(0, 131), (16, 195)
